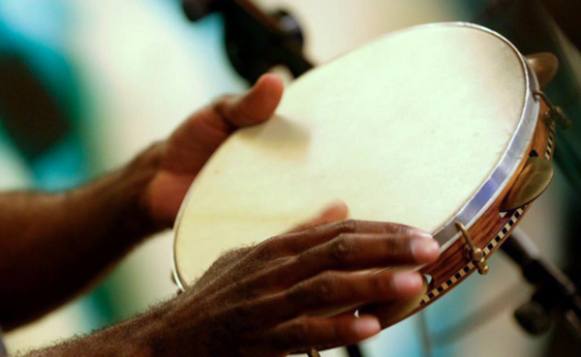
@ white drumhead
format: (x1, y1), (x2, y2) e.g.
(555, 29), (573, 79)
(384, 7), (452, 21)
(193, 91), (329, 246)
(174, 23), (530, 285)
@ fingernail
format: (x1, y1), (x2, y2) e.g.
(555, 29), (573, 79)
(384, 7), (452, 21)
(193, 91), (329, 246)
(411, 238), (440, 261)
(352, 317), (381, 337)
(392, 271), (423, 291)
(411, 229), (433, 240)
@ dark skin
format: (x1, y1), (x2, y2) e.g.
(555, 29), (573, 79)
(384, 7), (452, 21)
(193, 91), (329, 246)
(0, 75), (440, 356)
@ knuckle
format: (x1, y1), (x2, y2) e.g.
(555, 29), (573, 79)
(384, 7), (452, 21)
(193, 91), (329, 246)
(338, 219), (357, 233)
(313, 272), (341, 302)
(329, 235), (353, 263)
(289, 274), (335, 307)
(314, 275), (334, 298)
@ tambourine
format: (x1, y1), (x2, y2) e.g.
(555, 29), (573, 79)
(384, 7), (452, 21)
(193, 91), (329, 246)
(172, 22), (560, 328)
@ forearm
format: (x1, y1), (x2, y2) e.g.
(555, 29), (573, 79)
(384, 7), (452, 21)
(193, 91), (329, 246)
(27, 304), (167, 357)
(0, 144), (164, 329)
(28, 297), (202, 357)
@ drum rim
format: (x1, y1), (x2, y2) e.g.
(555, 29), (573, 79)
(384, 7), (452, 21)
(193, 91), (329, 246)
(429, 22), (539, 251)
(171, 21), (540, 289)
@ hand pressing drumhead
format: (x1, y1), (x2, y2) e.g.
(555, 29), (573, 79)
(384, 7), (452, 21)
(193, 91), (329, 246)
(150, 202), (439, 356)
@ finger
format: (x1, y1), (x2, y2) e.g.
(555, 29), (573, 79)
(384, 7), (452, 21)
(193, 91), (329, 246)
(236, 270), (424, 328)
(245, 202), (349, 262)
(272, 219), (429, 255)
(258, 233), (438, 288)
(298, 233), (440, 271)
(219, 73), (284, 127)
(220, 202), (348, 272)
(287, 201), (349, 233)
(254, 314), (380, 354)
(284, 270), (425, 315)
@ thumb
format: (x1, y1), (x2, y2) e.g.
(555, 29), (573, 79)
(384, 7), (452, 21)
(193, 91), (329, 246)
(221, 73), (284, 127)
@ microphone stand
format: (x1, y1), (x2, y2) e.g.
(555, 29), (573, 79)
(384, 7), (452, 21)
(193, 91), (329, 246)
(501, 228), (581, 338)
(183, 0), (314, 83)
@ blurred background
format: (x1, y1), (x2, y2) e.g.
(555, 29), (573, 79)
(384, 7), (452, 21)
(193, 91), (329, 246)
(0, 0), (579, 356)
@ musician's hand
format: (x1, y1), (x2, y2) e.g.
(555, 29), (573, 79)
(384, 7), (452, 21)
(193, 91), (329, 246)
(148, 203), (440, 356)
(144, 74), (284, 227)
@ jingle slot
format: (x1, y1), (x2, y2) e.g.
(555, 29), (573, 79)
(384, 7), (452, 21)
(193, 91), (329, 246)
(423, 274), (433, 288)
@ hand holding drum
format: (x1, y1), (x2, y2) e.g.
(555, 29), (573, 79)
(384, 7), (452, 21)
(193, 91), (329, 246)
(162, 203), (439, 355)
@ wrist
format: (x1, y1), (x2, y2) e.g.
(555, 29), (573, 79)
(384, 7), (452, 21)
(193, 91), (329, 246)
(67, 142), (165, 247)
(114, 142), (166, 239)
(124, 141), (165, 226)
(137, 294), (218, 356)
(134, 299), (196, 356)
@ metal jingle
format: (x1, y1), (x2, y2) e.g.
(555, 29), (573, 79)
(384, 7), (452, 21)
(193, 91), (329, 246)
(525, 52), (559, 88)
(501, 156), (554, 211)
